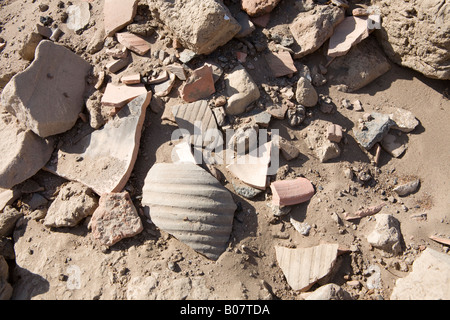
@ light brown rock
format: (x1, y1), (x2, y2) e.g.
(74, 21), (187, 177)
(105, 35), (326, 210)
(224, 64), (260, 115)
(327, 16), (370, 57)
(0, 113), (54, 189)
(147, 0), (241, 55)
(290, 5), (345, 59)
(104, 0), (138, 37)
(1, 40), (91, 138)
(242, 0), (281, 17)
(296, 77), (318, 107)
(89, 192), (143, 247)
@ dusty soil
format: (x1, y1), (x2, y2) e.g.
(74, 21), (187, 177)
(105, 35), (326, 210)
(1, 0), (449, 301)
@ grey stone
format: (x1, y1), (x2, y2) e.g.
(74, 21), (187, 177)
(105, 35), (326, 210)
(1, 40), (92, 138)
(381, 133), (407, 158)
(393, 179), (420, 197)
(353, 113), (394, 150)
(234, 11), (255, 38)
(388, 107), (419, 133)
(232, 180), (263, 199)
(367, 214), (403, 255)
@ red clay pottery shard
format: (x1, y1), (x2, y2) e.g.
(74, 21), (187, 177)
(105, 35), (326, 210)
(180, 65), (216, 103)
(1, 40), (91, 138)
(101, 83), (148, 108)
(141, 163), (237, 260)
(265, 51), (297, 77)
(343, 203), (385, 221)
(89, 191), (143, 247)
(328, 16), (370, 57)
(104, 0), (138, 37)
(270, 177), (314, 206)
(242, 0), (281, 17)
(121, 73), (141, 85)
(45, 92), (151, 195)
(275, 243), (339, 291)
(116, 32), (151, 55)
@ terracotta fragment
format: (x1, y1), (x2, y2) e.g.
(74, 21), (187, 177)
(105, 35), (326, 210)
(116, 32), (151, 55)
(180, 65), (216, 103)
(343, 203), (385, 221)
(265, 51), (297, 77)
(104, 0), (138, 37)
(270, 177), (314, 206)
(328, 16), (370, 57)
(101, 83), (148, 108)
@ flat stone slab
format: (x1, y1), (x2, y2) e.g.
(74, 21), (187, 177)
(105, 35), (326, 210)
(104, 0), (138, 37)
(142, 163), (237, 260)
(147, 0), (241, 55)
(88, 191), (143, 247)
(275, 243), (339, 291)
(391, 248), (450, 299)
(1, 40), (91, 138)
(45, 92), (151, 195)
(116, 32), (151, 56)
(101, 83), (148, 108)
(0, 114), (54, 189)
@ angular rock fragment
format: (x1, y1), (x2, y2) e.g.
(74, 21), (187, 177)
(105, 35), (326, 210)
(224, 64), (260, 115)
(388, 107), (419, 133)
(116, 32), (151, 56)
(380, 133), (407, 158)
(265, 51), (297, 78)
(104, 0), (138, 37)
(353, 113), (394, 150)
(89, 192), (143, 247)
(0, 256), (12, 300)
(375, 0), (450, 80)
(141, 163), (237, 260)
(171, 100), (220, 148)
(242, 0), (281, 17)
(0, 114), (54, 189)
(316, 140), (341, 163)
(101, 83), (148, 108)
(267, 104), (288, 120)
(19, 32), (43, 61)
(66, 2), (91, 32)
(234, 11), (255, 38)
(44, 182), (98, 228)
(290, 5), (345, 59)
(147, 0), (241, 55)
(1, 40), (91, 138)
(180, 65), (216, 103)
(153, 73), (176, 97)
(45, 92), (151, 195)
(391, 248), (450, 299)
(0, 188), (21, 212)
(327, 16), (370, 57)
(393, 179), (420, 197)
(270, 177), (315, 206)
(327, 124), (343, 143)
(275, 243), (339, 291)
(165, 63), (186, 81)
(296, 77), (318, 107)
(305, 283), (352, 300)
(0, 206), (23, 237)
(367, 214), (403, 255)
(328, 38), (391, 92)
(277, 137), (299, 161)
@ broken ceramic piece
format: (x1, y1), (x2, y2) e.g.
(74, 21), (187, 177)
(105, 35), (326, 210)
(275, 243), (339, 291)
(116, 32), (151, 55)
(89, 191), (143, 247)
(270, 177), (315, 206)
(141, 163), (237, 260)
(180, 65), (216, 103)
(45, 92), (151, 195)
(265, 51), (297, 78)
(343, 203), (385, 221)
(171, 99), (220, 148)
(327, 16), (370, 57)
(101, 83), (148, 108)
(104, 0), (138, 37)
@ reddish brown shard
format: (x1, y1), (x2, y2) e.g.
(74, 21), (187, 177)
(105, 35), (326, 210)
(270, 177), (315, 206)
(180, 65), (215, 103)
(265, 51), (297, 78)
(344, 203), (386, 221)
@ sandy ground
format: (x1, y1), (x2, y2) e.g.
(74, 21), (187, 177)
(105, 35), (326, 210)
(1, 0), (449, 300)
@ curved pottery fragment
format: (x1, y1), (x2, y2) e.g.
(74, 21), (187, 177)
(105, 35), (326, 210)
(142, 163), (237, 260)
